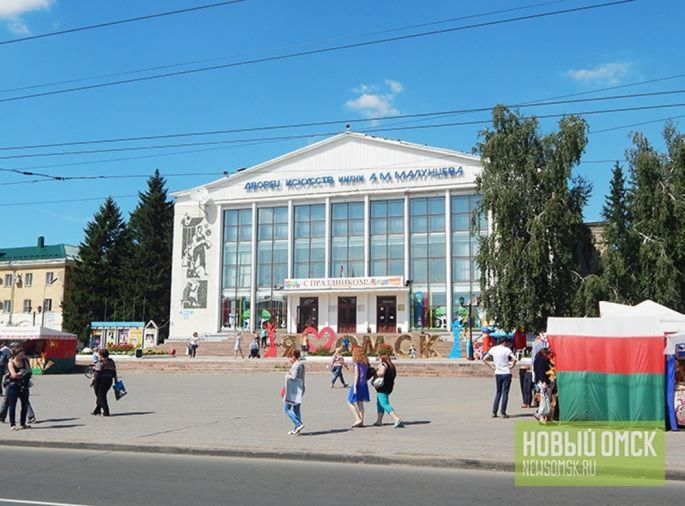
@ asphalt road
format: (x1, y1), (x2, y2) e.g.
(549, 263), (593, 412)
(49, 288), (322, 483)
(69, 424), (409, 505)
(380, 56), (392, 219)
(0, 447), (682, 506)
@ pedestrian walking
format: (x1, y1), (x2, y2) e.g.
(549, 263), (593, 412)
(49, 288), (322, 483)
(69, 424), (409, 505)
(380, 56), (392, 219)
(372, 355), (404, 428)
(518, 358), (534, 408)
(188, 333), (199, 358)
(91, 348), (117, 417)
(5, 347), (32, 430)
(283, 350), (305, 435)
(533, 348), (553, 424)
(329, 347), (349, 388)
(0, 342), (9, 396)
(300, 334), (309, 356)
(482, 337), (517, 418)
(347, 347), (371, 428)
(233, 332), (245, 359)
(0, 343), (36, 424)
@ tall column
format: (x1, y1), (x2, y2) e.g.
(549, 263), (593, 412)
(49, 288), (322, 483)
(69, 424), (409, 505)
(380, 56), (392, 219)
(324, 197), (331, 279)
(444, 190), (453, 331)
(364, 194), (370, 277)
(250, 203), (258, 332)
(287, 200), (293, 279)
(403, 195), (410, 328)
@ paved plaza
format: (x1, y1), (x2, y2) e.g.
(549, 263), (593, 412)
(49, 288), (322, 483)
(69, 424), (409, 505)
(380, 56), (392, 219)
(1, 371), (684, 475)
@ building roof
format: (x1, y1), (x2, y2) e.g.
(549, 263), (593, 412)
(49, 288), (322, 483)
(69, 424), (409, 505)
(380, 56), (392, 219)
(0, 243), (78, 264)
(173, 131), (481, 198)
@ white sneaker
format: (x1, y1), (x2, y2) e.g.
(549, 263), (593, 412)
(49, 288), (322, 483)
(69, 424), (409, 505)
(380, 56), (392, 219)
(288, 430), (296, 435)
(294, 424), (305, 435)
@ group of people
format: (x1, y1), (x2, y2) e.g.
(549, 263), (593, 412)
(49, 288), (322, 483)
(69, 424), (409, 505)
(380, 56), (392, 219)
(482, 333), (553, 422)
(283, 346), (404, 435)
(0, 342), (37, 430)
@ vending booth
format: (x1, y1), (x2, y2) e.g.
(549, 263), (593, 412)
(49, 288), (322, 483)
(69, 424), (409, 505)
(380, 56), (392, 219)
(0, 326), (77, 374)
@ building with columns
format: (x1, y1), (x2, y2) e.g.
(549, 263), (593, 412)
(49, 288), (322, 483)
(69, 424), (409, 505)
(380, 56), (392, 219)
(170, 132), (485, 339)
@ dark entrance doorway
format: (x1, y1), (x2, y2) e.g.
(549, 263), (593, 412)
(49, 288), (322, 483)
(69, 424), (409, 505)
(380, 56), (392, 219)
(337, 296), (357, 333)
(376, 296), (397, 333)
(297, 297), (318, 333)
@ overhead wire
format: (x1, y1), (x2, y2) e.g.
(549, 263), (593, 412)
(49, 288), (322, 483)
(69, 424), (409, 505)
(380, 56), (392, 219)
(0, 0), (637, 104)
(0, 0), (576, 95)
(0, 0), (247, 46)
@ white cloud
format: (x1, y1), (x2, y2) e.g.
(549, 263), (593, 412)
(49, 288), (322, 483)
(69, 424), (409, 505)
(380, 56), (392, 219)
(0, 0), (54, 35)
(7, 20), (29, 34)
(564, 62), (631, 85)
(345, 79), (404, 119)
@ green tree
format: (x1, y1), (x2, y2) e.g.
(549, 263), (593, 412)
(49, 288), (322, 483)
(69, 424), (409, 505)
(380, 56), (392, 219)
(664, 122), (685, 308)
(474, 106), (589, 332)
(123, 170), (174, 337)
(599, 162), (638, 303)
(627, 132), (680, 308)
(63, 197), (130, 342)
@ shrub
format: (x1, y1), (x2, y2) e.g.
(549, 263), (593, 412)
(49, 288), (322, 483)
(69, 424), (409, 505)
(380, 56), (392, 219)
(310, 345), (333, 356)
(107, 343), (135, 353)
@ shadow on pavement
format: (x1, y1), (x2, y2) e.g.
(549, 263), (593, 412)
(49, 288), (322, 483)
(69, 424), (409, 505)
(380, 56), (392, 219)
(110, 411), (155, 417)
(28, 424), (85, 430)
(402, 420), (431, 426)
(34, 418), (80, 424)
(302, 428), (351, 437)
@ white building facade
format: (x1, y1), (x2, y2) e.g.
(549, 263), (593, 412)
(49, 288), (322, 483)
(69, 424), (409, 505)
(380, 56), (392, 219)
(170, 132), (485, 339)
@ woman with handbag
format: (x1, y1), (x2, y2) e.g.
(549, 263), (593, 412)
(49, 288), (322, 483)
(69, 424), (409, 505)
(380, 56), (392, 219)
(283, 350), (305, 435)
(91, 348), (117, 417)
(5, 347), (32, 430)
(372, 355), (404, 428)
(347, 347), (371, 428)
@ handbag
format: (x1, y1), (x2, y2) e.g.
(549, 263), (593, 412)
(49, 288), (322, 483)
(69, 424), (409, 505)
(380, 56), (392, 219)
(113, 379), (127, 400)
(371, 376), (384, 389)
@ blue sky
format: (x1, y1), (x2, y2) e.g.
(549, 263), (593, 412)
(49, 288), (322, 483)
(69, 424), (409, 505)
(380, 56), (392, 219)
(0, 0), (682, 247)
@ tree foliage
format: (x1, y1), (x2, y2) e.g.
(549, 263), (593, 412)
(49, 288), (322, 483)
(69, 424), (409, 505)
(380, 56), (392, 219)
(62, 197), (130, 341)
(123, 170), (174, 338)
(474, 106), (590, 332)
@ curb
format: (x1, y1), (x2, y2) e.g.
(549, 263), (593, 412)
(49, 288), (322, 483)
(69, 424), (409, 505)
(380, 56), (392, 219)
(1, 439), (684, 481)
(0, 438), (514, 472)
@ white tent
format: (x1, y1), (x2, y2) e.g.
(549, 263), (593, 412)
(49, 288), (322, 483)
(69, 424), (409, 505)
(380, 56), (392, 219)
(598, 299), (685, 334)
(0, 326), (77, 341)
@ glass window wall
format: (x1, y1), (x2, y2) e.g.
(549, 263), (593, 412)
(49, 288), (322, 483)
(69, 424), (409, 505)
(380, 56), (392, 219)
(410, 197), (446, 330)
(330, 202), (364, 277)
(370, 199), (404, 276)
(294, 204), (325, 278)
(221, 209), (252, 329)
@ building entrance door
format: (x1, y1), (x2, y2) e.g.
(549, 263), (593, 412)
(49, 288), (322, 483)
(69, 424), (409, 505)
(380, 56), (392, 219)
(297, 297), (319, 333)
(337, 296), (357, 333)
(376, 296), (397, 333)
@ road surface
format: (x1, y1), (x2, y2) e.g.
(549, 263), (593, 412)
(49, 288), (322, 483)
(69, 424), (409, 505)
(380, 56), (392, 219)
(0, 447), (682, 506)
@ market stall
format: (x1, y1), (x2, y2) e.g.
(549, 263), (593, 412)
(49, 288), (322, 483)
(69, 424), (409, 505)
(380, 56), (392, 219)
(0, 326), (77, 374)
(547, 317), (666, 423)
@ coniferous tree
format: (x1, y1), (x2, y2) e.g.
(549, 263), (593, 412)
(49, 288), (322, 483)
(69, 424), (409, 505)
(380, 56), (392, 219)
(124, 170), (174, 337)
(627, 132), (680, 308)
(475, 106), (589, 332)
(63, 197), (130, 342)
(599, 162), (638, 303)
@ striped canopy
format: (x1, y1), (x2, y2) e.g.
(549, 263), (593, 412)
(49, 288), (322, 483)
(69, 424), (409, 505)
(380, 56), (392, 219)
(547, 317), (665, 422)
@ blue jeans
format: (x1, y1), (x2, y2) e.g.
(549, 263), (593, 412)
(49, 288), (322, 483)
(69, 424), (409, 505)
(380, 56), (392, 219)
(331, 365), (346, 386)
(376, 393), (394, 414)
(283, 402), (302, 428)
(493, 374), (512, 415)
(6, 383), (29, 427)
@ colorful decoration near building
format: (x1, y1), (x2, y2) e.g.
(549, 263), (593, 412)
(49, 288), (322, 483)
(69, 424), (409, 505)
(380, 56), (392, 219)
(448, 319), (463, 359)
(180, 213), (210, 309)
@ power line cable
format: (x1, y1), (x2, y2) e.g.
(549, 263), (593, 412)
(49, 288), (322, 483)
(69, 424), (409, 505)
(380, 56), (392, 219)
(590, 114), (685, 133)
(0, 1), (247, 47)
(0, 0), (636, 104)
(1, 100), (683, 161)
(0, 0), (575, 96)
(1, 85), (677, 152)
